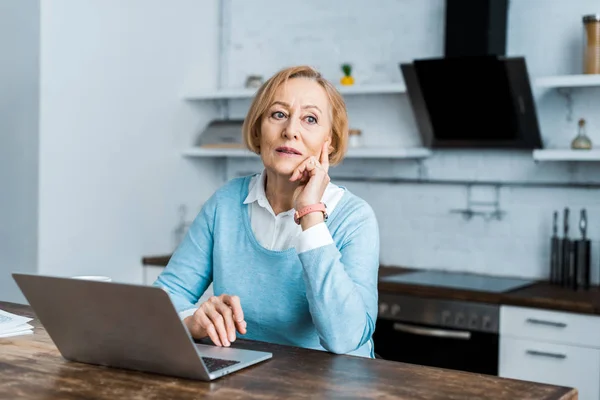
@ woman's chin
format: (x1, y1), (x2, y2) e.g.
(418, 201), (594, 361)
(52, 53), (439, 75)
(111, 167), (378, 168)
(264, 157), (302, 176)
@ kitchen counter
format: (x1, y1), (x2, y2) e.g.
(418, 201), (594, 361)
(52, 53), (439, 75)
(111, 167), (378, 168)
(378, 265), (600, 315)
(142, 255), (600, 315)
(0, 301), (577, 400)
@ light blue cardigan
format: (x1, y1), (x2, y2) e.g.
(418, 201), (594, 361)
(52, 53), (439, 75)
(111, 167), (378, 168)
(154, 175), (380, 358)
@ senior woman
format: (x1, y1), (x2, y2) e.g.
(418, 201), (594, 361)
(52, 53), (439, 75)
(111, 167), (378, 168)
(154, 65), (380, 358)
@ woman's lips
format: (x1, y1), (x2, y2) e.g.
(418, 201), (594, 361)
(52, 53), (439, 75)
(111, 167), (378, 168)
(275, 146), (302, 156)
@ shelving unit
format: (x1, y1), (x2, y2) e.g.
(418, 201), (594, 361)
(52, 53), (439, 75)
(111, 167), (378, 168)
(184, 74), (600, 101)
(182, 74), (600, 162)
(531, 74), (600, 162)
(532, 149), (600, 162)
(182, 147), (255, 158)
(342, 147), (431, 159)
(183, 83), (406, 101)
(533, 74), (600, 89)
(182, 146), (431, 160)
(184, 75), (600, 100)
(182, 83), (416, 159)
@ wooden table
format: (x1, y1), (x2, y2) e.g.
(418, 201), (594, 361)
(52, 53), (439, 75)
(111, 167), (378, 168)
(0, 301), (577, 399)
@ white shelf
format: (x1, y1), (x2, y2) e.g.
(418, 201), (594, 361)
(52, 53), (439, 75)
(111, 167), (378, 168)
(533, 74), (600, 89)
(182, 146), (431, 159)
(182, 147), (256, 158)
(533, 149), (600, 161)
(337, 83), (406, 95)
(184, 88), (257, 100)
(183, 83), (406, 101)
(184, 75), (600, 99)
(345, 147), (431, 159)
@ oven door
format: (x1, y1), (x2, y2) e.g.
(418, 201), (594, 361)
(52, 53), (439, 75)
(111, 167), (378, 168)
(373, 318), (499, 375)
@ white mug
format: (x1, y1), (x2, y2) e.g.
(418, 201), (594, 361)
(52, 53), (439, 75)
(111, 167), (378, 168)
(72, 275), (112, 282)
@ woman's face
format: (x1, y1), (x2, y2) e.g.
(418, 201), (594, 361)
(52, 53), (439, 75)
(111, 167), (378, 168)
(259, 78), (332, 176)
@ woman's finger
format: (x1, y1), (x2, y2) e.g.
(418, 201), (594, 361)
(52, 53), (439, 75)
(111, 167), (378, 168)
(290, 158), (310, 181)
(290, 165), (302, 181)
(196, 310), (221, 346)
(291, 155), (327, 182)
(205, 299), (230, 346)
(215, 301), (237, 343)
(302, 170), (310, 183)
(236, 320), (248, 335)
(320, 141), (330, 172)
(306, 157), (324, 177)
(221, 295), (245, 330)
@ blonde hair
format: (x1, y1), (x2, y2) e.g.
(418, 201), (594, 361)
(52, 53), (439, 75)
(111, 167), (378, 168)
(242, 65), (349, 165)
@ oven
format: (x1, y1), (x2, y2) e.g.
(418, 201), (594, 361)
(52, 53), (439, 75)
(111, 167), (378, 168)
(373, 293), (500, 375)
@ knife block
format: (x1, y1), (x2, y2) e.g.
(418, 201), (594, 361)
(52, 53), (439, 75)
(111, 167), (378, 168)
(573, 239), (592, 290)
(560, 238), (572, 288)
(550, 236), (560, 284)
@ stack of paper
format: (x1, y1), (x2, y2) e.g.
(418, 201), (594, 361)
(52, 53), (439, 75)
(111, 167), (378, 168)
(0, 309), (34, 338)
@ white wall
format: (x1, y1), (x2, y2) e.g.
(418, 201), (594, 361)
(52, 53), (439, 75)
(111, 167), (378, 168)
(37, 0), (224, 283)
(0, 0), (40, 303)
(5, 0), (599, 303)
(224, 0), (600, 281)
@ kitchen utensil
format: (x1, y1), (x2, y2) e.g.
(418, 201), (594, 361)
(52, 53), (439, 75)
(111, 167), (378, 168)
(196, 119), (244, 148)
(561, 208), (572, 288)
(550, 211), (560, 284)
(571, 239), (579, 290)
(576, 209), (592, 290)
(245, 75), (264, 88)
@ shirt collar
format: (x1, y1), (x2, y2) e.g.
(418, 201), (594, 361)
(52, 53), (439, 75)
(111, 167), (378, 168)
(244, 169), (339, 215)
(243, 169), (268, 206)
(244, 169), (299, 217)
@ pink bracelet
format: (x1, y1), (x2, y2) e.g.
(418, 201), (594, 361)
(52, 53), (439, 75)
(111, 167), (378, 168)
(294, 203), (328, 225)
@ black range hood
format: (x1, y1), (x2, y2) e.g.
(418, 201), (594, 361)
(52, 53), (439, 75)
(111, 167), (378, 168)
(400, 0), (544, 149)
(401, 56), (543, 149)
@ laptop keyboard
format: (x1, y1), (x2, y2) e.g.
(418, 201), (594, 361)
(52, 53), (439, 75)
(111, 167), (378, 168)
(202, 357), (241, 373)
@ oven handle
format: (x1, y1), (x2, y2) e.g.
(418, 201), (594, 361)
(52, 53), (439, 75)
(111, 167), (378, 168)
(393, 322), (472, 340)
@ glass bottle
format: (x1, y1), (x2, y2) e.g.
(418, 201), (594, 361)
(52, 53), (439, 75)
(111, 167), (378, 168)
(348, 129), (363, 148)
(173, 204), (191, 250)
(571, 118), (593, 150)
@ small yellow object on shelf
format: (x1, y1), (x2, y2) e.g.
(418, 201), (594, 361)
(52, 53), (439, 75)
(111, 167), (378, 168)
(340, 63), (355, 86)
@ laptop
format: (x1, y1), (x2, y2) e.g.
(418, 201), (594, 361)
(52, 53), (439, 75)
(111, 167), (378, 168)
(12, 273), (272, 381)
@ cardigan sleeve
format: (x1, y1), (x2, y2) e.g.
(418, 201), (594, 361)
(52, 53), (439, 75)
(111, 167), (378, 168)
(153, 194), (217, 315)
(296, 201), (380, 355)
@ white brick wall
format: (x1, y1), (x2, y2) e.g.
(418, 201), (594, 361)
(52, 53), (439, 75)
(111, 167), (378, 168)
(220, 0), (600, 280)
(344, 181), (600, 282)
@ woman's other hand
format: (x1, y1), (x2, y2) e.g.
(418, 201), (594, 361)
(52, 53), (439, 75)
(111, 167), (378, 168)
(183, 294), (247, 346)
(290, 140), (331, 211)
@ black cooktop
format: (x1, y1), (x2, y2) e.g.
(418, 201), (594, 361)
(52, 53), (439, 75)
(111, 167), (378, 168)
(381, 270), (536, 293)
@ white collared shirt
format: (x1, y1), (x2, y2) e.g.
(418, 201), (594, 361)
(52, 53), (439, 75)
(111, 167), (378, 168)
(243, 170), (345, 253)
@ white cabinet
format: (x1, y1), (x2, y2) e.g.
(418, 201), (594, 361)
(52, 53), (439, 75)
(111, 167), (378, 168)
(499, 305), (600, 400)
(500, 336), (600, 399)
(500, 305), (600, 348)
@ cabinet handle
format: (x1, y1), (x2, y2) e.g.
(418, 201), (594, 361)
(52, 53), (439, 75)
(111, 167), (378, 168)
(525, 318), (567, 328)
(392, 323), (471, 340)
(526, 350), (567, 359)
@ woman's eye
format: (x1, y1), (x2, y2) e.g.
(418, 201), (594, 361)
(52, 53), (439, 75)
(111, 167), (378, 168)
(271, 111), (286, 119)
(305, 116), (317, 124)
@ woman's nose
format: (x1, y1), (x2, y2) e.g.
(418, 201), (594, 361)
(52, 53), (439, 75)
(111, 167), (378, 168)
(283, 117), (301, 139)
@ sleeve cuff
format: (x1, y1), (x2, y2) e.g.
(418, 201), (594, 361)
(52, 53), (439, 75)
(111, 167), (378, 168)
(295, 222), (334, 254)
(178, 308), (197, 320)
